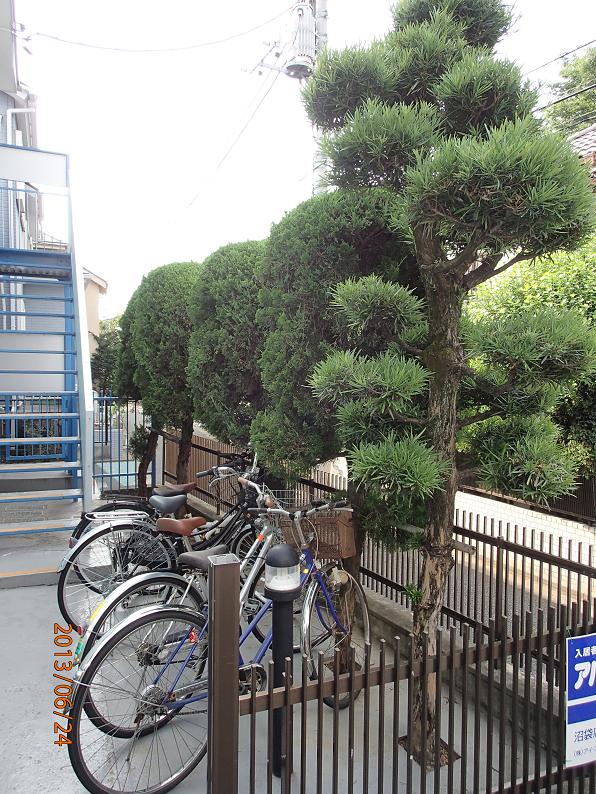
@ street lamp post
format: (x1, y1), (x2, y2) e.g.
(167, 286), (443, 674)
(264, 543), (302, 779)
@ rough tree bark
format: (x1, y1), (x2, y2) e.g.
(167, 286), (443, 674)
(175, 417), (194, 485)
(137, 428), (159, 498)
(411, 259), (466, 764)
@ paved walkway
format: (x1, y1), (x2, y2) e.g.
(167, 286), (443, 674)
(1, 582), (534, 794)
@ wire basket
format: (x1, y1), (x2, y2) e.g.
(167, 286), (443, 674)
(280, 509), (356, 561)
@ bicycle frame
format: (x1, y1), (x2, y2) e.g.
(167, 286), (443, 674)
(137, 540), (348, 711)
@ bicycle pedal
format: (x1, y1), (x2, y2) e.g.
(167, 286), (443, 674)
(244, 597), (261, 618)
(238, 664), (267, 695)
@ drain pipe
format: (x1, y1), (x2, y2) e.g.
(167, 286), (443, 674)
(5, 107), (36, 248)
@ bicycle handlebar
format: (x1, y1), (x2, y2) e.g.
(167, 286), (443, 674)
(247, 500), (351, 520)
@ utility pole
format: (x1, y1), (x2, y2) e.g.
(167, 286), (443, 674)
(256, 2), (328, 192)
(285, 1), (328, 192)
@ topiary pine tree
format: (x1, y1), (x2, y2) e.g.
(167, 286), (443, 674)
(187, 241), (266, 445)
(304, 0), (595, 760)
(128, 262), (201, 491)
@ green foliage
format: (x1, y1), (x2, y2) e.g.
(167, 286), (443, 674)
(91, 317), (121, 394)
(253, 189), (416, 473)
(349, 431), (450, 499)
(187, 241), (265, 445)
(467, 308), (596, 383)
(130, 262), (200, 429)
(468, 238), (596, 471)
(321, 100), (442, 189)
(433, 50), (536, 135)
(470, 416), (580, 503)
(116, 290), (141, 400)
(383, 10), (467, 104)
(405, 117), (595, 257)
(128, 425), (150, 461)
(392, 0), (513, 49)
(330, 274), (427, 351)
(303, 47), (396, 130)
(470, 237), (596, 323)
(544, 48), (596, 136)
(403, 582), (423, 604)
(310, 349), (430, 416)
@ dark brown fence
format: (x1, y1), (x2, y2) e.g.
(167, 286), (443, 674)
(362, 514), (596, 638)
(161, 430), (346, 514)
(210, 593), (596, 793)
(461, 480), (596, 526)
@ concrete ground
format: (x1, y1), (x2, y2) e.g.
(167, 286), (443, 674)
(0, 582), (542, 794)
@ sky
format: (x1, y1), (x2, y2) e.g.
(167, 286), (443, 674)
(12, 0), (596, 318)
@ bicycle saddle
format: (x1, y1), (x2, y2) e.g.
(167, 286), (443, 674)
(152, 481), (196, 497)
(148, 493), (187, 515)
(156, 516), (207, 537)
(178, 544), (229, 572)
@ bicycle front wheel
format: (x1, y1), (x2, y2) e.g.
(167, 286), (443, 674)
(69, 606), (210, 794)
(77, 572), (205, 664)
(57, 525), (175, 630)
(301, 567), (370, 709)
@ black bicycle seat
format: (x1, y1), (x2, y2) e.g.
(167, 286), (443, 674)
(148, 493), (187, 515)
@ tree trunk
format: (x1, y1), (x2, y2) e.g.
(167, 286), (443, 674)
(342, 479), (366, 581)
(411, 264), (465, 764)
(137, 429), (159, 498)
(176, 417), (194, 485)
(175, 418), (195, 517)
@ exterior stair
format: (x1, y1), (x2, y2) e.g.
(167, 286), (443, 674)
(0, 142), (93, 555)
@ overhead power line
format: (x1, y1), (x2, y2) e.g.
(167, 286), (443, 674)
(536, 82), (596, 112)
(3, 5), (294, 53)
(526, 39), (596, 75)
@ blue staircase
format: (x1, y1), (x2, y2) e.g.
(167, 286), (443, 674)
(0, 144), (93, 540)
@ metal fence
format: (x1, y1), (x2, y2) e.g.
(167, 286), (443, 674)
(207, 552), (596, 794)
(362, 513), (596, 639)
(161, 431), (346, 514)
(92, 394), (154, 494)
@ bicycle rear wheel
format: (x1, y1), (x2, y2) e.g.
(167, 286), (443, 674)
(301, 567), (370, 709)
(71, 501), (155, 544)
(57, 525), (175, 630)
(69, 606), (209, 794)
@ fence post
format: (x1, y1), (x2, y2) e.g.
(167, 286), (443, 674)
(207, 553), (240, 794)
(494, 538), (504, 641)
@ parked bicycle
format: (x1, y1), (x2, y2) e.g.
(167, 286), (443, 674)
(57, 461), (263, 630)
(65, 488), (369, 794)
(68, 449), (255, 545)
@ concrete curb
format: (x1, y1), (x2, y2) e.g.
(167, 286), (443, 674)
(0, 567), (58, 588)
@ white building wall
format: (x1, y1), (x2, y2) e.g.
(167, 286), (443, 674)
(455, 489), (595, 563)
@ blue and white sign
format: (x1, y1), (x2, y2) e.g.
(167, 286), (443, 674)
(567, 632), (596, 767)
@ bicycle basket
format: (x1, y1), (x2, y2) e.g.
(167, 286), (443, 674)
(280, 508), (356, 560)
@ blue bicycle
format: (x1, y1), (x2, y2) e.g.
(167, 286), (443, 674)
(66, 490), (370, 794)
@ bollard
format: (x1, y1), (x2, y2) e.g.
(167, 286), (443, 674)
(264, 543), (302, 781)
(207, 553), (240, 794)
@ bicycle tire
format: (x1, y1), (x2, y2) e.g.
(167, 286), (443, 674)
(301, 568), (370, 709)
(57, 524), (176, 630)
(68, 606), (209, 794)
(77, 571), (205, 664)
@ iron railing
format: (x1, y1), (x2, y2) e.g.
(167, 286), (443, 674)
(362, 514), (596, 638)
(208, 546), (596, 794)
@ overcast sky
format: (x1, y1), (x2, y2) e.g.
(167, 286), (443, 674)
(13, 0), (596, 318)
